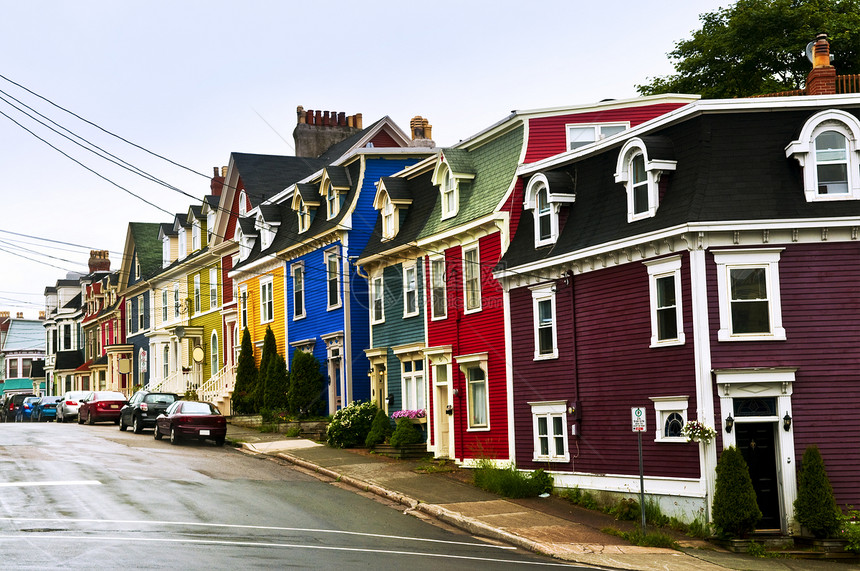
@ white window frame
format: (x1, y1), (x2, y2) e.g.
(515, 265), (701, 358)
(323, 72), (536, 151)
(207, 209), (216, 241)
(178, 228), (187, 258)
(566, 122), (629, 150)
(462, 243), (481, 313)
(400, 357), (425, 411)
(239, 285), (248, 329)
(614, 137), (676, 223)
(713, 248), (786, 342)
(138, 295), (145, 330)
(239, 190), (247, 216)
(161, 289), (168, 322)
(173, 284), (180, 319)
(403, 263), (419, 318)
(192, 220), (201, 251)
(531, 284), (558, 360)
(439, 167), (459, 220)
(134, 255), (140, 279)
(126, 300), (132, 336)
(209, 268), (218, 309)
(326, 183), (340, 219)
(258, 215), (272, 250)
(644, 255), (685, 347)
(162, 236), (170, 268)
(297, 197), (310, 233)
(456, 352), (490, 431)
(291, 262), (305, 320)
(325, 249), (342, 310)
(381, 194), (397, 239)
(785, 109), (860, 202)
(529, 401), (569, 462)
(162, 344), (169, 379)
(429, 256), (447, 320)
(523, 173), (574, 248)
(194, 275), (201, 313)
(649, 396), (689, 443)
(260, 276), (274, 323)
(210, 330), (219, 378)
(371, 275), (384, 324)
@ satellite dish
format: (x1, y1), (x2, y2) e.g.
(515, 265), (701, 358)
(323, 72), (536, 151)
(192, 346), (205, 363)
(806, 41), (815, 64)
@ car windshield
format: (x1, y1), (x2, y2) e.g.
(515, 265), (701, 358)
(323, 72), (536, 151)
(181, 402), (218, 415)
(145, 394), (176, 404)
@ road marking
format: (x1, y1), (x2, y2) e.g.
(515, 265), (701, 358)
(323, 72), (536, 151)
(0, 480), (101, 488)
(0, 535), (570, 566)
(0, 517), (514, 550)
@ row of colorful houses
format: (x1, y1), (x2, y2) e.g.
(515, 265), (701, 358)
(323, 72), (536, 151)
(42, 35), (860, 534)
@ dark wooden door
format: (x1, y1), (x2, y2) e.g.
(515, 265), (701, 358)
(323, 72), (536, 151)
(736, 422), (781, 530)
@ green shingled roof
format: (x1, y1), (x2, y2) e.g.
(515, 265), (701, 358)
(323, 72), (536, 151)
(129, 222), (164, 280)
(419, 124), (523, 239)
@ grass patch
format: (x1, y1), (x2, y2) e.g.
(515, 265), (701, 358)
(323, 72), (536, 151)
(473, 461), (553, 498)
(414, 459), (457, 474)
(603, 526), (679, 549)
(285, 425), (302, 437)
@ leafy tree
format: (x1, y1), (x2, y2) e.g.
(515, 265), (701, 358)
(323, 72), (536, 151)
(712, 446), (762, 538)
(288, 350), (326, 417)
(637, 0), (860, 98)
(232, 328), (257, 414)
(794, 445), (842, 538)
(255, 326), (277, 411)
(264, 352), (289, 411)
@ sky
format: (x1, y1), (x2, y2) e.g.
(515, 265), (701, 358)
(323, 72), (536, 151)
(0, 0), (727, 318)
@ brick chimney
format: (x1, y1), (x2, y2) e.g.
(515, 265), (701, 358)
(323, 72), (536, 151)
(806, 33), (837, 96)
(409, 116), (434, 148)
(16, 312), (23, 318)
(88, 250), (111, 273)
(293, 105), (363, 158)
(210, 166), (226, 196)
(0, 311), (8, 319)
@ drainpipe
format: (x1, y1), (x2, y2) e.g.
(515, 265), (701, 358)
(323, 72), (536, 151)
(342, 242), (352, 405)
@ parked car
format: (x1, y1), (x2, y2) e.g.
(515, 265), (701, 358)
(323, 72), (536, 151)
(57, 390), (92, 423)
(154, 401), (226, 446)
(15, 396), (42, 422)
(119, 390), (180, 433)
(78, 391), (128, 425)
(32, 396), (63, 422)
(3, 393), (37, 422)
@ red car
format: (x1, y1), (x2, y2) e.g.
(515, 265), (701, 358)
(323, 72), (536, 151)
(78, 391), (128, 425)
(154, 401), (226, 446)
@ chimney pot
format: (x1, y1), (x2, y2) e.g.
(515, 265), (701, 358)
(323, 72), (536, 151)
(805, 33), (837, 96)
(315, 110), (322, 125)
(39, 311), (45, 320)
(16, 312), (23, 319)
(355, 113), (362, 129)
(297, 105), (306, 124)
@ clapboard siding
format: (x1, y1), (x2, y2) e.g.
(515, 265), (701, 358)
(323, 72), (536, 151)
(709, 242), (860, 506)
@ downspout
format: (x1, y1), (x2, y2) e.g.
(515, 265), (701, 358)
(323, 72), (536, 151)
(342, 241), (352, 405)
(567, 270), (581, 461)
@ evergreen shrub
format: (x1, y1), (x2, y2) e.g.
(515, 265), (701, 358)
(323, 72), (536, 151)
(794, 445), (842, 538)
(389, 418), (423, 449)
(232, 328), (257, 414)
(264, 353), (289, 411)
(365, 409), (394, 448)
(712, 446), (761, 538)
(255, 327), (277, 411)
(288, 350), (326, 417)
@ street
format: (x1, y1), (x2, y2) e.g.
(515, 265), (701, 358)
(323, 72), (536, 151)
(0, 422), (580, 569)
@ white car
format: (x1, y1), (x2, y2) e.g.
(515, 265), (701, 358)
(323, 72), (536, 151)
(56, 391), (90, 423)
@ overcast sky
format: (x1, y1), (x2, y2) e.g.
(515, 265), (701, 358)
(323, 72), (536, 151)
(0, 0), (726, 318)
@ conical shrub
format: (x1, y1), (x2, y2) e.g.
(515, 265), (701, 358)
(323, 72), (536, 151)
(712, 446), (761, 538)
(794, 445), (842, 538)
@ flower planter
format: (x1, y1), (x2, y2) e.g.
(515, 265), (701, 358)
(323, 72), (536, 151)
(372, 443), (428, 460)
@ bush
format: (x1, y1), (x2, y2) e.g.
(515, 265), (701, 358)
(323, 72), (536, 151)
(389, 418), (423, 449)
(264, 353), (289, 411)
(563, 487), (600, 511)
(255, 327), (277, 411)
(712, 447), (761, 538)
(285, 425), (302, 438)
(531, 468), (554, 495)
(365, 409), (394, 448)
(610, 498), (640, 521)
(288, 350), (326, 417)
(841, 510), (860, 553)
(794, 445), (842, 538)
(232, 328), (258, 414)
(473, 461), (553, 498)
(326, 401), (378, 448)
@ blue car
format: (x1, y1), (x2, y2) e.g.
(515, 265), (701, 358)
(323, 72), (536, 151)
(32, 396), (63, 422)
(15, 396), (41, 422)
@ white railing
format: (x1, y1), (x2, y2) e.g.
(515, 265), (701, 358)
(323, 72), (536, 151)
(197, 363), (236, 404)
(146, 370), (191, 395)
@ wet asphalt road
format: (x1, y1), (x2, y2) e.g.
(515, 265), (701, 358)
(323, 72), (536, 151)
(0, 421), (580, 569)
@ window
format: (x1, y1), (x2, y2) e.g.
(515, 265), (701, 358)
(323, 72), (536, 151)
(381, 194), (396, 239)
(713, 249), (785, 341)
(524, 173), (573, 248)
(207, 209), (216, 241)
(326, 183), (340, 219)
(297, 198), (311, 233)
(371, 276), (384, 324)
(209, 268), (218, 309)
(326, 249), (341, 309)
(192, 220), (201, 251)
(8, 359), (17, 378)
(650, 396), (688, 443)
(260, 276), (274, 323)
(138, 295), (145, 330)
(456, 352), (489, 430)
(463, 244), (481, 312)
(239, 190), (247, 216)
(162, 289), (168, 322)
(194, 275), (201, 313)
(134, 256), (140, 279)
(173, 284), (180, 318)
(645, 256), (685, 347)
(536, 184), (552, 241)
(403, 264), (418, 317)
(786, 109), (860, 201)
(614, 137), (676, 222)
(126, 300), (133, 335)
(292, 263), (305, 319)
(531, 285), (558, 359)
(163, 344), (169, 379)
(430, 257), (447, 319)
(530, 401), (569, 462)
(567, 123), (628, 150)
(401, 358), (425, 410)
(211, 331), (219, 378)
(258, 216), (272, 250)
(63, 324), (71, 350)
(240, 286), (248, 329)
(178, 228), (187, 258)
(162, 236), (170, 268)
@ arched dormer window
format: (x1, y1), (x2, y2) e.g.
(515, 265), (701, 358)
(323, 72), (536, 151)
(238, 190), (248, 216)
(296, 196), (310, 233)
(256, 214), (274, 250)
(291, 183), (320, 233)
(524, 172), (575, 247)
(785, 109), (860, 201)
(614, 137), (676, 223)
(432, 156), (474, 221)
(236, 226), (250, 261)
(373, 177), (413, 241)
(381, 194), (396, 239)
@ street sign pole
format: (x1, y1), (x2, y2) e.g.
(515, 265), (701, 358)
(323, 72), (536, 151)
(631, 407), (646, 533)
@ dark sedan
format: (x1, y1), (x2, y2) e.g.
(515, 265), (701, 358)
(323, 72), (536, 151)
(2, 393), (36, 422)
(32, 396), (63, 422)
(119, 390), (180, 433)
(78, 391), (128, 425)
(154, 401), (226, 446)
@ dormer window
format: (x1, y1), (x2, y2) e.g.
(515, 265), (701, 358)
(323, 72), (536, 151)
(524, 172), (574, 247)
(236, 227), (250, 261)
(297, 197), (310, 233)
(326, 183), (340, 218)
(786, 109), (860, 202)
(162, 236), (170, 268)
(134, 255), (141, 279)
(178, 229), (187, 258)
(207, 209), (216, 241)
(567, 122), (628, 150)
(614, 137), (676, 223)
(239, 190), (248, 216)
(381, 195), (396, 239)
(192, 220), (201, 251)
(441, 169), (457, 219)
(256, 215), (275, 250)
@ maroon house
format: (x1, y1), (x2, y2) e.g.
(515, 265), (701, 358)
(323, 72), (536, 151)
(495, 37), (860, 533)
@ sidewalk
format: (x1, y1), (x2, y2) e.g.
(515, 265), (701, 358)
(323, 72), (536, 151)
(226, 424), (854, 571)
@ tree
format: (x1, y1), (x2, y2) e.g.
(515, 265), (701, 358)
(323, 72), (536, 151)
(255, 326), (277, 411)
(232, 328), (257, 415)
(637, 0), (860, 98)
(264, 353), (289, 411)
(794, 445), (842, 538)
(288, 350), (326, 417)
(712, 446), (762, 538)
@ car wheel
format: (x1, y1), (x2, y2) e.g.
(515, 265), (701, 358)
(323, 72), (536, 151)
(154, 425), (163, 440)
(170, 426), (179, 445)
(214, 436), (225, 447)
(86, 412), (94, 425)
(132, 416), (142, 434)
(77, 413), (84, 424)
(119, 415), (127, 431)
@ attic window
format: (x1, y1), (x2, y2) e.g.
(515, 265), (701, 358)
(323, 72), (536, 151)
(614, 137), (676, 223)
(192, 220), (201, 251)
(297, 197), (310, 233)
(441, 168), (457, 219)
(567, 123), (628, 150)
(257, 215), (273, 249)
(239, 190), (248, 216)
(207, 209), (216, 241)
(786, 109), (860, 202)
(381, 194), (396, 239)
(524, 172), (574, 247)
(326, 183), (340, 219)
